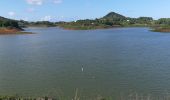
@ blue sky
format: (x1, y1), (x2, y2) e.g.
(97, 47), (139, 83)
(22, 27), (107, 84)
(0, 0), (170, 21)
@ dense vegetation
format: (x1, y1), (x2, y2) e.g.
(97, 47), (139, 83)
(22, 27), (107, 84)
(1, 11), (170, 32)
(56, 12), (155, 30)
(0, 17), (55, 29)
(0, 17), (20, 29)
(26, 21), (55, 27)
(155, 18), (170, 25)
(56, 12), (170, 32)
(150, 18), (170, 32)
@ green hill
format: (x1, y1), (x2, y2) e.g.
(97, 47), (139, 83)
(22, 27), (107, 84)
(0, 16), (20, 28)
(102, 12), (126, 20)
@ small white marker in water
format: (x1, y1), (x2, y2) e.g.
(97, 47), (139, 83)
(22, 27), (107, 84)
(82, 66), (84, 72)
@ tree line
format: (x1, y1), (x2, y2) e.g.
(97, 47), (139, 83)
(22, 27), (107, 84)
(1, 12), (170, 30)
(0, 17), (20, 28)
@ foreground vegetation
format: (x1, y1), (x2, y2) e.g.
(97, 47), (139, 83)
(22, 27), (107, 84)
(0, 93), (170, 100)
(0, 89), (168, 100)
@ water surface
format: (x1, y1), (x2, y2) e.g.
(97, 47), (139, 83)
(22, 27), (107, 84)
(0, 27), (170, 99)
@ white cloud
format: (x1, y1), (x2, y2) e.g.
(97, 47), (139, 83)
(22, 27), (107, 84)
(8, 11), (16, 16)
(26, 0), (63, 5)
(26, 0), (43, 5)
(53, 0), (62, 4)
(40, 15), (52, 21)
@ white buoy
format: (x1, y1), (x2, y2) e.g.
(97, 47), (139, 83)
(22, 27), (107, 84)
(81, 66), (84, 72)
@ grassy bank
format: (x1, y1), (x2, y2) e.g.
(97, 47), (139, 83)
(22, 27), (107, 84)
(0, 27), (33, 35)
(151, 26), (170, 32)
(0, 93), (169, 100)
(0, 96), (55, 100)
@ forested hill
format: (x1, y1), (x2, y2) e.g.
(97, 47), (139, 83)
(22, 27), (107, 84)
(57, 12), (155, 30)
(102, 12), (126, 20)
(100, 12), (153, 25)
(0, 12), (154, 30)
(0, 16), (20, 28)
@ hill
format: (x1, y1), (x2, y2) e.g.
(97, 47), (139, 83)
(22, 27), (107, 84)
(0, 16), (20, 28)
(57, 12), (154, 30)
(102, 12), (126, 20)
(0, 17), (31, 34)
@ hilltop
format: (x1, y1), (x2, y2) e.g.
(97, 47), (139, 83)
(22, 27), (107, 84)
(102, 12), (126, 20)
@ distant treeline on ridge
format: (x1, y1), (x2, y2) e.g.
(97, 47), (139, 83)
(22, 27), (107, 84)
(1, 12), (170, 31)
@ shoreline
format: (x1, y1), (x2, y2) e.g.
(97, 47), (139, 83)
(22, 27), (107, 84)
(59, 26), (150, 31)
(151, 28), (170, 33)
(0, 28), (33, 35)
(58, 25), (122, 30)
(60, 25), (170, 33)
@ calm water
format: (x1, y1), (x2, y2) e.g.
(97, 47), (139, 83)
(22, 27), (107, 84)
(0, 27), (170, 99)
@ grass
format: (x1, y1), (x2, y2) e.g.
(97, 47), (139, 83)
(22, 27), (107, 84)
(1, 92), (170, 100)
(151, 25), (170, 32)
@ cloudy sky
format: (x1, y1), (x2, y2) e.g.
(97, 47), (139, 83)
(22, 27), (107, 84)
(0, 0), (170, 21)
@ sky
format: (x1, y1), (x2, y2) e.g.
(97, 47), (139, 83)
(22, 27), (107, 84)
(0, 0), (170, 22)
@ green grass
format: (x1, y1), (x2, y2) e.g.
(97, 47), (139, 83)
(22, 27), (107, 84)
(151, 25), (170, 32)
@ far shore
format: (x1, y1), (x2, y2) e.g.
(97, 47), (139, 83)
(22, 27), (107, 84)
(58, 25), (152, 31)
(1, 26), (169, 34)
(59, 25), (170, 33)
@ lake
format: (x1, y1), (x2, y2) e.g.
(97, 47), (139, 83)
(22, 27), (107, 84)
(0, 27), (170, 99)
